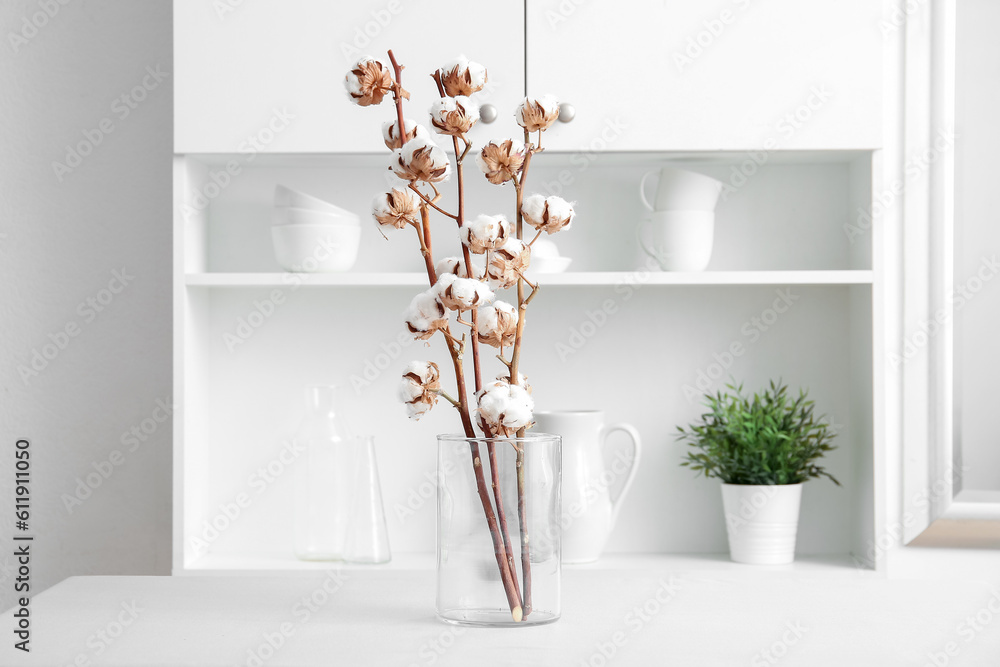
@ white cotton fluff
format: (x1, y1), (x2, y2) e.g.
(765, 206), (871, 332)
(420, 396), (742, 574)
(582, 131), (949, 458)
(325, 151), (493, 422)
(521, 193), (575, 233)
(404, 289), (445, 335)
(476, 380), (534, 433)
(477, 300), (517, 336)
(545, 196), (575, 229)
(439, 55), (487, 89)
(381, 119), (429, 146)
(515, 94), (560, 127)
(435, 273), (494, 310)
(390, 136), (451, 182)
(435, 256), (484, 279)
(345, 56), (375, 96)
(520, 193), (548, 225)
(460, 213), (510, 253)
(475, 140), (526, 177)
(429, 96), (480, 125)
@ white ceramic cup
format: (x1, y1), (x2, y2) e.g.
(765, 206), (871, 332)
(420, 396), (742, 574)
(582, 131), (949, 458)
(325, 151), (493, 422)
(271, 224), (360, 272)
(272, 206), (359, 227)
(637, 210), (714, 272)
(639, 166), (724, 212)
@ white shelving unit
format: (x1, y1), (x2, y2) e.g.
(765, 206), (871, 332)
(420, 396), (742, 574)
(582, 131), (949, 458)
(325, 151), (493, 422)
(173, 147), (881, 575)
(186, 270), (875, 288)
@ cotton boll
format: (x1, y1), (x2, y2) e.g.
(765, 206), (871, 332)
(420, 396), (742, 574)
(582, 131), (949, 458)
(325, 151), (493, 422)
(476, 301), (518, 348)
(521, 194), (575, 234)
(382, 119), (429, 150)
(435, 256), (484, 280)
(475, 380), (535, 435)
(438, 55), (488, 97)
(460, 213), (511, 254)
(515, 95), (560, 132)
(476, 140), (526, 185)
(399, 361), (440, 420)
(404, 289), (448, 340)
(372, 188), (420, 230)
(435, 273), (494, 311)
(429, 96), (480, 136)
(487, 238), (530, 290)
(346, 57), (393, 106)
(391, 137), (451, 183)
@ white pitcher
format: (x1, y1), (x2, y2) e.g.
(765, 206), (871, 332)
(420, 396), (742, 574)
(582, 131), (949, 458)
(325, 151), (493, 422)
(534, 411), (642, 564)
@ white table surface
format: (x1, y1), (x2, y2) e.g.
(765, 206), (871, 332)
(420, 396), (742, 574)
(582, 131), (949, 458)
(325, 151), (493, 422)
(3, 566), (1000, 666)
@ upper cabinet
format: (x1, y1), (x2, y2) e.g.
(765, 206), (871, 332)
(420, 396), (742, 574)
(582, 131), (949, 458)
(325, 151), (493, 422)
(526, 0), (883, 152)
(174, 0), (525, 153)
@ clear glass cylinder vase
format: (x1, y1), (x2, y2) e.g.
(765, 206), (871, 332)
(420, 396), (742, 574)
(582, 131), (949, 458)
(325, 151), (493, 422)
(436, 434), (561, 627)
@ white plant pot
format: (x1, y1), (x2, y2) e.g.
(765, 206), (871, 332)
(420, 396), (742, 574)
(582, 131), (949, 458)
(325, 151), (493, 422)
(721, 483), (803, 565)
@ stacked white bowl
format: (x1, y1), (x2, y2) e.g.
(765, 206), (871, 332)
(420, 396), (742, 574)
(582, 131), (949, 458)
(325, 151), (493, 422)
(271, 185), (361, 272)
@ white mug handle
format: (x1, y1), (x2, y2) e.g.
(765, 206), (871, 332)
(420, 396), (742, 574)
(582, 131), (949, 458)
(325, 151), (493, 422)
(639, 170), (658, 211)
(600, 423), (642, 527)
(636, 218), (663, 267)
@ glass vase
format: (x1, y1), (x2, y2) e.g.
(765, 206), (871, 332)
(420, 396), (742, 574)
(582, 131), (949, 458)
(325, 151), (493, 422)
(293, 385), (353, 561)
(436, 434), (561, 627)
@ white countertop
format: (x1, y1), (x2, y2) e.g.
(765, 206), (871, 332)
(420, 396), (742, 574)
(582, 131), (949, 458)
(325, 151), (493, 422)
(4, 565), (1000, 666)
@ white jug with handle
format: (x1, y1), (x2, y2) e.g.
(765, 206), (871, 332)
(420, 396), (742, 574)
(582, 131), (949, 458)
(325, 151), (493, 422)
(534, 411), (642, 563)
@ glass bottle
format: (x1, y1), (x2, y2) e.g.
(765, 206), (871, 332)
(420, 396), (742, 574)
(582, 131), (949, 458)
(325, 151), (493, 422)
(293, 385), (353, 561)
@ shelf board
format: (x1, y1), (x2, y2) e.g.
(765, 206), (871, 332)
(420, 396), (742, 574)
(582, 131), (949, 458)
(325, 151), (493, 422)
(178, 551), (873, 576)
(186, 270), (874, 287)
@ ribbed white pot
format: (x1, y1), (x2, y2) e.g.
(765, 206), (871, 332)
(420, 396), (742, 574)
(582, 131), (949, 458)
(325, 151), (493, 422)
(721, 483), (803, 565)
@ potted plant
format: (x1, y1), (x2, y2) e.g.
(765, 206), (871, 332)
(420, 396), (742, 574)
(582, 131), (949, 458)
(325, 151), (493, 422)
(678, 380), (839, 565)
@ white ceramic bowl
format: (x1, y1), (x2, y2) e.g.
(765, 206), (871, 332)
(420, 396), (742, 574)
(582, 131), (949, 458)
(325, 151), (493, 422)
(272, 206), (359, 227)
(271, 224), (360, 273)
(531, 256), (572, 274)
(274, 184), (355, 217)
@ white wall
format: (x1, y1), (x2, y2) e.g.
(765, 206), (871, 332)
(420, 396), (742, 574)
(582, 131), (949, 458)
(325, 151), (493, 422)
(0, 0), (172, 609)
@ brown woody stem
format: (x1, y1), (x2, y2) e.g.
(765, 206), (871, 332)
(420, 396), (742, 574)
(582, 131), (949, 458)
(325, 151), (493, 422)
(508, 140), (538, 616)
(387, 50), (407, 144)
(432, 66), (524, 618)
(409, 183), (457, 220)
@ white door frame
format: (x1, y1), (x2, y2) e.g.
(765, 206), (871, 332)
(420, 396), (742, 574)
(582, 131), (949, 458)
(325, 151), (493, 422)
(901, 0), (1000, 544)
